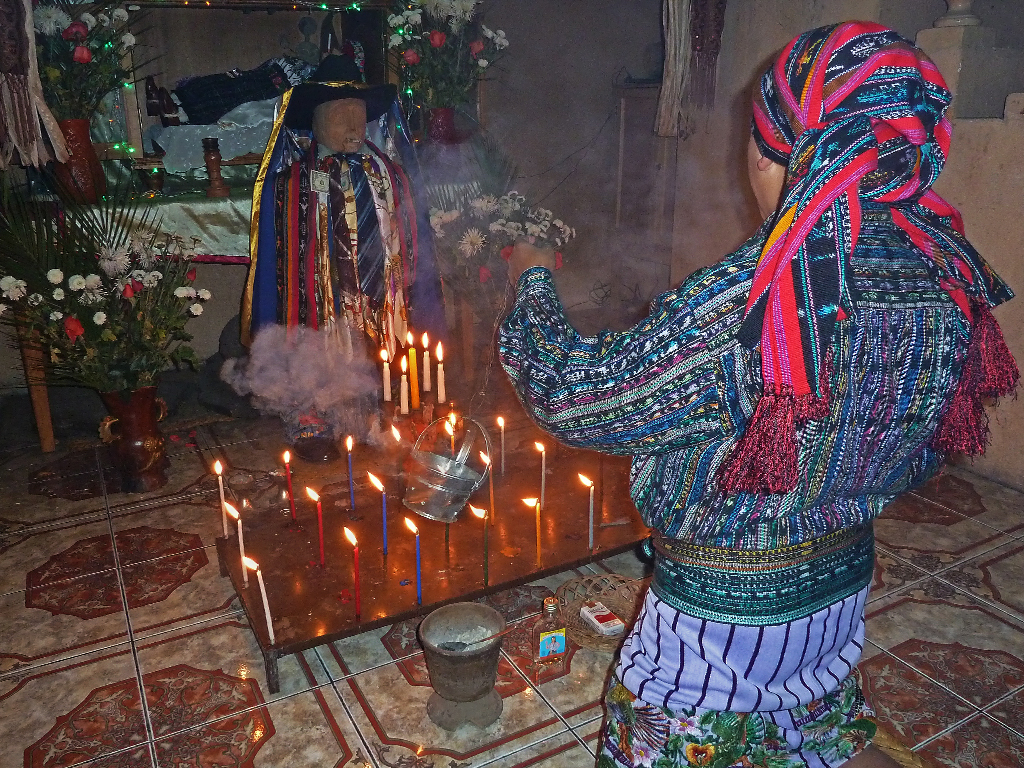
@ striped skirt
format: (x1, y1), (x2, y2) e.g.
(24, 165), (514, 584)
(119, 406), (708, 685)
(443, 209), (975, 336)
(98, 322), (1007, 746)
(600, 587), (875, 768)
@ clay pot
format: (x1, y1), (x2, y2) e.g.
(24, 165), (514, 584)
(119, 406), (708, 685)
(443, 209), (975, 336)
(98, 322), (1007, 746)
(426, 107), (461, 144)
(53, 119), (107, 204)
(99, 386), (168, 493)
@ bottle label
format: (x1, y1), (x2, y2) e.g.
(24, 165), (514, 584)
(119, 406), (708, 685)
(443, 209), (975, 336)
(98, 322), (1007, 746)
(538, 628), (566, 659)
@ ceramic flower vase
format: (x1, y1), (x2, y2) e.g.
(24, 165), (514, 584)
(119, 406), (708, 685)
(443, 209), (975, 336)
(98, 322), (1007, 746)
(99, 386), (168, 493)
(53, 119), (107, 204)
(427, 107), (461, 144)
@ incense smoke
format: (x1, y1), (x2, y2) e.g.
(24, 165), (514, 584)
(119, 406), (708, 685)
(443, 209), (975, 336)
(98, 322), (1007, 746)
(221, 324), (378, 436)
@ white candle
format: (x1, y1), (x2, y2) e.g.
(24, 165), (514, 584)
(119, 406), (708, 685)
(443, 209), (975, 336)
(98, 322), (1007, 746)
(579, 474), (595, 552)
(225, 502), (247, 585)
(422, 333), (431, 392)
(497, 417), (505, 477)
(380, 349), (392, 402)
(244, 557), (275, 645)
(436, 343), (446, 404)
(400, 356), (409, 415)
(535, 442), (546, 509)
(214, 460), (228, 537)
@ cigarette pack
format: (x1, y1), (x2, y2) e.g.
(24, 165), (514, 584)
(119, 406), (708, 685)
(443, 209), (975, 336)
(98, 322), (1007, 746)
(579, 600), (625, 635)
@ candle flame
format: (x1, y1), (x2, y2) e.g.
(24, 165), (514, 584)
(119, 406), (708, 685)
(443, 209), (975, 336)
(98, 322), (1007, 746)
(448, 411), (457, 426)
(497, 416), (504, 428)
(401, 356), (407, 373)
(242, 556), (259, 571)
(406, 331), (414, 345)
(367, 472), (384, 492)
(479, 451), (490, 465)
(579, 473), (593, 487)
(305, 487), (320, 502)
(380, 348), (389, 362)
(444, 421), (454, 437)
(282, 450), (290, 464)
(346, 435), (354, 451)
(242, 499), (250, 508)
(522, 497), (538, 507)
(436, 342), (443, 361)
(421, 332), (429, 348)
(404, 517), (418, 534)
(224, 502), (239, 519)
(391, 425), (401, 442)
(213, 460), (223, 475)
(344, 527), (357, 546)
(469, 504), (486, 519)
(534, 441), (545, 453)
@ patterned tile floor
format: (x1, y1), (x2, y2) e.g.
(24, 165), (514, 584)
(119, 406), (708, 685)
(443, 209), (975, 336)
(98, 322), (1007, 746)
(1, 415), (1022, 767)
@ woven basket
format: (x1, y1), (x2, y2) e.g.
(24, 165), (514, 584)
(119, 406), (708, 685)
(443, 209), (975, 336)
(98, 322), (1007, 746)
(555, 574), (648, 651)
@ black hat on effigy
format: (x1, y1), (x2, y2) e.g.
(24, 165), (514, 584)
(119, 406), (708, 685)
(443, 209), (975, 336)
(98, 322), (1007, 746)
(282, 54), (397, 129)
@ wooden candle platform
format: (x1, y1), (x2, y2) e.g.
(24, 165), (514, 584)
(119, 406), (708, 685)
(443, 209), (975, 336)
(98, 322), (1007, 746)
(215, 415), (648, 693)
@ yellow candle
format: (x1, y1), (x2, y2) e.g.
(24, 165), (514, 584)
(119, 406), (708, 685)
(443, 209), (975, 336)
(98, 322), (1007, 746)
(407, 331), (419, 410)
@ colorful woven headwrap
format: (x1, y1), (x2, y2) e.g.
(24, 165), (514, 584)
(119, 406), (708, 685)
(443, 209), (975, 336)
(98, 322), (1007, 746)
(721, 22), (1018, 494)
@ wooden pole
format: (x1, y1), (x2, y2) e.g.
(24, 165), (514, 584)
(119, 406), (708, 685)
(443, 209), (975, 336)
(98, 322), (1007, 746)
(17, 328), (55, 452)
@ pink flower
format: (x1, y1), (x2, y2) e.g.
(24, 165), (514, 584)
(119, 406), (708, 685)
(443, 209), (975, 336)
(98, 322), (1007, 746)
(62, 21), (89, 41)
(469, 40), (484, 58)
(64, 316), (84, 342)
(72, 45), (92, 64)
(479, 265), (492, 283)
(555, 251), (563, 269)
(186, 267), (197, 281)
(429, 30), (446, 48)
(403, 49), (420, 65)
(500, 245), (514, 262)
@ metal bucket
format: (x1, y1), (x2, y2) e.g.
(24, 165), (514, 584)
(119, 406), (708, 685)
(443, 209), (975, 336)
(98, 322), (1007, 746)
(402, 416), (491, 523)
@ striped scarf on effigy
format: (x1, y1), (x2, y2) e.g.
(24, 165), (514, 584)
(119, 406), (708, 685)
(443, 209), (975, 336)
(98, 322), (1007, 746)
(721, 22), (1018, 494)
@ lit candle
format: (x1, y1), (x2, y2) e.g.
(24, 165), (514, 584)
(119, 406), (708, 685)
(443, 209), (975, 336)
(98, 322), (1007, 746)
(306, 487), (325, 567)
(524, 497), (541, 567)
(400, 357), (409, 415)
(214, 460), (227, 537)
(497, 416), (505, 477)
(470, 504), (488, 586)
(282, 451), (297, 521)
(405, 517), (422, 604)
(480, 451), (495, 523)
(444, 419), (455, 457)
(422, 332), (431, 392)
(346, 436), (355, 510)
(380, 349), (392, 402)
(368, 472), (387, 554)
(436, 343), (446, 403)
(344, 527), (361, 618)
(243, 557), (275, 645)
(579, 473), (596, 552)
(391, 425), (401, 443)
(224, 502), (246, 586)
(535, 442), (546, 509)
(407, 331), (420, 410)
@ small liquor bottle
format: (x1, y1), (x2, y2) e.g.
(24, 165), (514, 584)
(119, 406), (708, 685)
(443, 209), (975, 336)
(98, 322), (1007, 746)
(533, 597), (567, 664)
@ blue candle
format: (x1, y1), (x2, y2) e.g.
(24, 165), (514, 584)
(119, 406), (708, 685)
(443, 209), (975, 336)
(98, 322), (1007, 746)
(368, 472), (387, 554)
(405, 517), (421, 604)
(346, 436), (355, 510)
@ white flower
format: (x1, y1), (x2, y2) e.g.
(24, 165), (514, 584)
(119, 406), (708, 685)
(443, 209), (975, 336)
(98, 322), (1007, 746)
(97, 12), (110, 26)
(526, 222), (543, 237)
(50, 311), (63, 321)
(1, 276), (27, 301)
(68, 274), (86, 291)
(493, 30), (508, 49)
(130, 269), (147, 281)
(28, 293), (43, 306)
(79, 290), (104, 306)
(52, 288), (65, 301)
(173, 286), (195, 299)
(404, 9), (422, 24)
(488, 220), (505, 233)
(79, 12), (96, 29)
(387, 13), (403, 26)
(112, 8), (129, 23)
(388, 33), (405, 48)
(120, 32), (135, 50)
(189, 303), (204, 316)
(0, 304), (6, 316)
(481, 24), (493, 39)
(93, 311), (107, 326)
(33, 6), (71, 35)
(197, 288), (212, 300)
(46, 268), (63, 284)
(84, 274), (102, 290)
(458, 227), (486, 257)
(470, 195), (498, 216)
(98, 245), (131, 277)
(477, 59), (488, 68)
(142, 271), (162, 288)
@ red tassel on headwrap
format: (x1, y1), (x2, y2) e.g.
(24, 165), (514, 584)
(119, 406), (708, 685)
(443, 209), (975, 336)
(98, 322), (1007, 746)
(934, 301), (1019, 455)
(718, 388), (799, 494)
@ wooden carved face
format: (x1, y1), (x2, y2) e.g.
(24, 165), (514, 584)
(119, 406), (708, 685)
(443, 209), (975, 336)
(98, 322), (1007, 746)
(312, 98), (367, 154)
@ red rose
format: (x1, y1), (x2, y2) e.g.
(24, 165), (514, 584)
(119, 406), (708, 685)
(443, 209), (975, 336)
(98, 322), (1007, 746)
(72, 45), (92, 64)
(131, 279), (143, 293)
(122, 282), (135, 298)
(479, 265), (492, 283)
(62, 21), (88, 41)
(64, 316), (85, 343)
(429, 30), (446, 48)
(555, 252), (563, 269)
(186, 267), (197, 281)
(403, 49), (420, 65)
(469, 40), (485, 58)
(500, 245), (514, 262)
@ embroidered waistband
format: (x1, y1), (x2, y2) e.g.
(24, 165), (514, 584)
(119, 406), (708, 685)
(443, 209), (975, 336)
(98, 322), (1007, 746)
(651, 524), (874, 626)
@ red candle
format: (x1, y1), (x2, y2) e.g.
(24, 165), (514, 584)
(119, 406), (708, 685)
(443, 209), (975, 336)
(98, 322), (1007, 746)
(344, 527), (361, 617)
(283, 451), (297, 521)
(306, 487), (325, 567)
